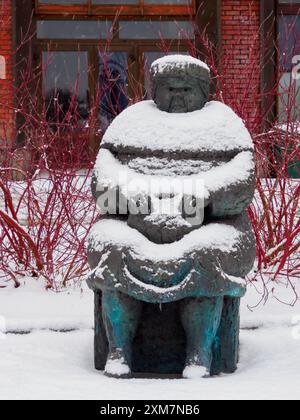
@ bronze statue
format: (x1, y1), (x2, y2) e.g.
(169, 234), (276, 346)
(87, 55), (256, 379)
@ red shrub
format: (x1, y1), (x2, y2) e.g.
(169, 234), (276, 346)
(0, 11), (299, 301)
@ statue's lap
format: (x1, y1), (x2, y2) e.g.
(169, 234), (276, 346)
(87, 215), (255, 303)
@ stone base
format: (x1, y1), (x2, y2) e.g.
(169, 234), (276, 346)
(94, 291), (240, 376)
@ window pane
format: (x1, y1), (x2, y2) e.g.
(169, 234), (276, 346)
(37, 20), (113, 39)
(98, 52), (129, 132)
(278, 16), (300, 71)
(42, 51), (89, 122)
(278, 72), (300, 123)
(119, 21), (194, 39)
(143, 51), (188, 98)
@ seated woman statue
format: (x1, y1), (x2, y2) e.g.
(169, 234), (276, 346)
(87, 55), (256, 379)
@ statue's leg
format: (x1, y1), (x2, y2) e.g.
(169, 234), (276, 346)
(180, 296), (223, 378)
(94, 290), (108, 371)
(102, 289), (142, 378)
(211, 296), (241, 375)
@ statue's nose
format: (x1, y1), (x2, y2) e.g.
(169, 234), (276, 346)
(170, 93), (185, 107)
(174, 89), (184, 96)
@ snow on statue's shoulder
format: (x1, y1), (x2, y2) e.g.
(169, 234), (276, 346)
(101, 100), (253, 155)
(151, 54), (210, 75)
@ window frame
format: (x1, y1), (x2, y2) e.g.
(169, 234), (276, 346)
(35, 0), (197, 16)
(277, 1), (300, 15)
(261, 0), (300, 127)
(277, 1), (300, 122)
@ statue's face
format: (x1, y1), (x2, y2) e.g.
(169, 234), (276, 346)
(154, 76), (209, 113)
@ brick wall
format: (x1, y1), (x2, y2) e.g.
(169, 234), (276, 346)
(221, 0), (261, 130)
(0, 0), (14, 149)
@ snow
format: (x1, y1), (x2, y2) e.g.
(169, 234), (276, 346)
(89, 218), (242, 262)
(0, 326), (299, 400)
(145, 212), (190, 225)
(182, 365), (209, 379)
(105, 354), (131, 378)
(277, 122), (300, 135)
(151, 54), (210, 74)
(0, 280), (92, 333)
(101, 100), (253, 154)
(127, 157), (219, 176)
(0, 280), (299, 399)
(95, 148), (254, 203)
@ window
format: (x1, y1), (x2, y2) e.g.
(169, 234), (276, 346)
(43, 51), (90, 123)
(98, 51), (129, 131)
(277, 1), (300, 123)
(35, 5), (197, 143)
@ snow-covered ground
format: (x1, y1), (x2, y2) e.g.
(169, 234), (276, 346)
(0, 279), (299, 400)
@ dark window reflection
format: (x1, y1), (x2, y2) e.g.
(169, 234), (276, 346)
(278, 16), (300, 122)
(42, 51), (89, 125)
(278, 73), (300, 123)
(279, 16), (300, 72)
(119, 21), (194, 40)
(98, 52), (129, 132)
(37, 20), (113, 40)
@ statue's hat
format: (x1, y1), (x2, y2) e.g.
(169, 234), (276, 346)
(150, 55), (210, 83)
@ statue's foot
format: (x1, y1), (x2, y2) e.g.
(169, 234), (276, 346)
(183, 353), (211, 379)
(182, 364), (210, 379)
(104, 349), (132, 379)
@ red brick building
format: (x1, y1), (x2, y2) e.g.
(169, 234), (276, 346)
(0, 1), (299, 157)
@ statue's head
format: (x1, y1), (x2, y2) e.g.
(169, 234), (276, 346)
(151, 55), (211, 114)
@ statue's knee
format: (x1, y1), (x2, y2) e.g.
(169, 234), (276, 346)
(102, 289), (142, 320)
(180, 296), (223, 329)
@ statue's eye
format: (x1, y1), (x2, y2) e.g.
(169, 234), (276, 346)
(169, 87), (174, 92)
(184, 87), (191, 92)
